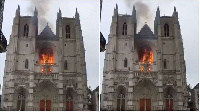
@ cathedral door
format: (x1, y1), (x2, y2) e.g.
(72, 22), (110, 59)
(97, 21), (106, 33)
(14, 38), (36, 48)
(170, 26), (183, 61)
(140, 99), (151, 111)
(117, 93), (125, 111)
(40, 100), (51, 111)
(66, 101), (74, 111)
(166, 99), (173, 111)
(17, 94), (25, 111)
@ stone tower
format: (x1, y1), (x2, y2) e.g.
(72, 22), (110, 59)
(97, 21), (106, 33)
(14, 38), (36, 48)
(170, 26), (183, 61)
(101, 5), (188, 111)
(2, 6), (88, 111)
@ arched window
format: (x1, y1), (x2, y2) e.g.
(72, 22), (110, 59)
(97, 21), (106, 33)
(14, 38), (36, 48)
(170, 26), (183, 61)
(164, 24), (169, 36)
(163, 59), (167, 69)
(25, 59), (28, 69)
(66, 25), (70, 38)
(64, 61), (68, 70)
(124, 58), (127, 67)
(23, 24), (29, 37)
(122, 22), (127, 35)
(117, 93), (125, 111)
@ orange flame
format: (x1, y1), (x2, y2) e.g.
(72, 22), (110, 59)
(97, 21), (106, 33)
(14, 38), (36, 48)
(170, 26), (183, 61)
(40, 54), (54, 65)
(140, 48), (153, 64)
(139, 48), (153, 72)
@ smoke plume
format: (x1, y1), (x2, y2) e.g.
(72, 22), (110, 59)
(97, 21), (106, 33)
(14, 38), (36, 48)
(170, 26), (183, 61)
(124, 0), (153, 33)
(28, 0), (53, 33)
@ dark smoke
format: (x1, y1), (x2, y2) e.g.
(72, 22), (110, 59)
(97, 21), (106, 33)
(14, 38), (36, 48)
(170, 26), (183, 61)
(124, 0), (153, 33)
(28, 0), (53, 33)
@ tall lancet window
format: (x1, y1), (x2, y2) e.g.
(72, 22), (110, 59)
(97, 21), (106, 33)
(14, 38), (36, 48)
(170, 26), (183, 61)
(24, 24), (29, 37)
(25, 59), (28, 69)
(66, 25), (70, 38)
(64, 61), (68, 70)
(163, 59), (167, 69)
(122, 22), (127, 35)
(124, 58), (127, 67)
(164, 24), (169, 36)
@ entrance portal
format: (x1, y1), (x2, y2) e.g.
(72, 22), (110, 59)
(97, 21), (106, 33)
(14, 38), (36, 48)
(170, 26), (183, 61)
(140, 99), (151, 111)
(40, 100), (51, 111)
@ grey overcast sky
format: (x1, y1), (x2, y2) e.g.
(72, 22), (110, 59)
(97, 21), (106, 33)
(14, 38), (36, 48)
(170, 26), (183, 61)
(0, 0), (99, 94)
(100, 0), (199, 92)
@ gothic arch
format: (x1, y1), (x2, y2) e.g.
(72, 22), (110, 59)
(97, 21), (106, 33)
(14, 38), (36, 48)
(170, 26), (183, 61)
(24, 24), (29, 37)
(115, 85), (127, 111)
(164, 23), (169, 36)
(64, 87), (77, 111)
(133, 79), (158, 110)
(14, 86), (29, 111)
(163, 86), (177, 110)
(34, 80), (59, 111)
(65, 25), (70, 38)
(122, 22), (127, 35)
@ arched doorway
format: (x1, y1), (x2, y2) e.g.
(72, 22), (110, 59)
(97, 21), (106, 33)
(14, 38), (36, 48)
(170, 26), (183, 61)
(65, 88), (76, 111)
(164, 86), (176, 111)
(134, 79), (158, 111)
(15, 87), (27, 111)
(34, 80), (59, 111)
(116, 86), (126, 111)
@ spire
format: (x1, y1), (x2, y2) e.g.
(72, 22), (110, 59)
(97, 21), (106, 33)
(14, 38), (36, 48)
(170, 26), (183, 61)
(133, 5), (135, 11)
(75, 7), (79, 17)
(156, 6), (160, 17)
(15, 5), (20, 17)
(75, 8), (80, 25)
(59, 8), (61, 14)
(132, 5), (137, 23)
(114, 3), (118, 16)
(57, 8), (62, 19)
(18, 5), (20, 10)
(76, 8), (78, 14)
(174, 6), (176, 12)
(34, 6), (38, 17)
(173, 6), (178, 19)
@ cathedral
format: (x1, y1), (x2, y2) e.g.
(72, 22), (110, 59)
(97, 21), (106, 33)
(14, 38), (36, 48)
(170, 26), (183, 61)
(2, 6), (88, 111)
(101, 5), (188, 111)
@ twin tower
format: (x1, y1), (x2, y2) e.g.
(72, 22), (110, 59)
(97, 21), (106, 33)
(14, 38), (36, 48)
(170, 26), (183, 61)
(2, 6), (88, 111)
(101, 4), (188, 111)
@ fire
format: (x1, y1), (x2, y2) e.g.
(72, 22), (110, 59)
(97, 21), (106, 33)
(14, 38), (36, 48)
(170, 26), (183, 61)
(39, 48), (54, 73)
(40, 54), (54, 65)
(139, 48), (153, 64)
(139, 47), (153, 72)
(140, 66), (144, 72)
(41, 67), (44, 73)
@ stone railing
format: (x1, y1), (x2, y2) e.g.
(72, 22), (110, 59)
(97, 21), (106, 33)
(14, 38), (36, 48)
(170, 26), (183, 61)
(34, 73), (59, 80)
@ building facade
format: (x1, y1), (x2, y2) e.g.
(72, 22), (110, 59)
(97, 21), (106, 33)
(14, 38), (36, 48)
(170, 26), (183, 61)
(191, 83), (199, 111)
(91, 86), (99, 111)
(2, 6), (88, 111)
(101, 5), (188, 111)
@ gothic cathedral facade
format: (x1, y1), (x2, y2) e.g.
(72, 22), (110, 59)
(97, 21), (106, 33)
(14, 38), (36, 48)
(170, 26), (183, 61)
(101, 5), (188, 111)
(2, 6), (88, 111)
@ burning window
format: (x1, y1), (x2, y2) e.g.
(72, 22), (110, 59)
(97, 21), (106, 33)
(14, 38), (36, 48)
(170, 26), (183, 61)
(138, 46), (153, 72)
(39, 48), (53, 73)
(138, 46), (153, 64)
